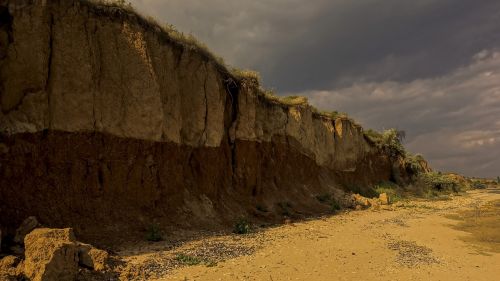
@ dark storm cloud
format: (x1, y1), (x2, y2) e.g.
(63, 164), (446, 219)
(132, 0), (500, 91)
(303, 50), (500, 178)
(130, 0), (500, 178)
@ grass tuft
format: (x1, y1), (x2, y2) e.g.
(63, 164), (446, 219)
(233, 218), (251, 234)
(175, 254), (202, 266)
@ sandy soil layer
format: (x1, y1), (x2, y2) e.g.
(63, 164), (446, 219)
(118, 188), (500, 281)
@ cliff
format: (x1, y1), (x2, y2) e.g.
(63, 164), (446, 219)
(0, 0), (401, 245)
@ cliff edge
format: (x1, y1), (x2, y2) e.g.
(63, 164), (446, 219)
(0, 0), (409, 245)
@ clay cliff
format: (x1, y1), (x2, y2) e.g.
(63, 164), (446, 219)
(0, 0), (404, 245)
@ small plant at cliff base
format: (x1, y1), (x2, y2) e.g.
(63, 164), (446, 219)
(315, 194), (342, 212)
(497, 176), (500, 184)
(175, 254), (202, 266)
(233, 218), (251, 234)
(374, 181), (403, 203)
(146, 223), (163, 242)
(330, 201), (341, 211)
(348, 184), (379, 199)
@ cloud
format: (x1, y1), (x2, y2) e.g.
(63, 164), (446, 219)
(302, 50), (500, 178)
(131, 0), (500, 91)
(128, 0), (500, 177)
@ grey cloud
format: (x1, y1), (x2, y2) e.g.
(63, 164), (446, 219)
(303, 51), (500, 178)
(129, 0), (500, 177)
(131, 0), (500, 92)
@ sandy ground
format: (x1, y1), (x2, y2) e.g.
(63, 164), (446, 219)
(120, 188), (500, 281)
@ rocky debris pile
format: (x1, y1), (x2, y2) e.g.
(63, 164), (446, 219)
(122, 237), (259, 280)
(387, 239), (440, 267)
(0, 218), (111, 281)
(344, 193), (392, 210)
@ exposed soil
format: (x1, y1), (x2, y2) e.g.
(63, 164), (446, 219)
(113, 187), (500, 281)
(0, 131), (391, 249)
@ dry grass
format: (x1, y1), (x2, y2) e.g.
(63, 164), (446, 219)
(81, 0), (364, 126)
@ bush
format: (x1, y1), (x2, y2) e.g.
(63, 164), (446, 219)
(410, 172), (468, 197)
(348, 184), (379, 199)
(175, 254), (201, 266)
(404, 153), (426, 177)
(330, 201), (341, 211)
(374, 181), (403, 203)
(364, 129), (406, 158)
(315, 194), (342, 212)
(146, 224), (163, 242)
(472, 181), (487, 189)
(233, 218), (251, 234)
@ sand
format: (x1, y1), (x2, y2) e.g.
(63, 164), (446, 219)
(120, 188), (500, 281)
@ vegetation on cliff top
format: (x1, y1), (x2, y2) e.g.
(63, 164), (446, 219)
(86, 1), (425, 165)
(84, 0), (363, 122)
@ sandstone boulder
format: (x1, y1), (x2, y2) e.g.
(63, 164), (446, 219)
(77, 243), (109, 272)
(379, 193), (389, 205)
(0, 255), (22, 280)
(14, 216), (40, 244)
(352, 194), (372, 209)
(23, 228), (79, 281)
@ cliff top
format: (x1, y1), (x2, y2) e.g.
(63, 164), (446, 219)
(79, 0), (361, 123)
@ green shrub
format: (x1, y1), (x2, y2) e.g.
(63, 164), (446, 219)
(175, 254), (201, 266)
(330, 201), (341, 211)
(364, 129), (406, 158)
(410, 172), (468, 197)
(233, 218), (251, 234)
(472, 181), (487, 189)
(315, 194), (342, 212)
(146, 224), (163, 242)
(348, 184), (379, 199)
(374, 181), (403, 203)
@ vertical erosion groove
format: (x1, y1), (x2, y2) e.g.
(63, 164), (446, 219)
(0, 5), (13, 113)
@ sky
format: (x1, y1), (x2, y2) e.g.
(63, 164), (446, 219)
(130, 0), (500, 178)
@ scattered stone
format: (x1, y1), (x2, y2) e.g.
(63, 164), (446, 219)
(23, 228), (79, 281)
(14, 216), (40, 244)
(379, 193), (389, 205)
(0, 255), (20, 271)
(353, 194), (372, 209)
(0, 255), (22, 280)
(387, 240), (439, 267)
(78, 243), (109, 272)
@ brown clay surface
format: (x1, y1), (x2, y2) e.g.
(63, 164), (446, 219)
(117, 188), (500, 281)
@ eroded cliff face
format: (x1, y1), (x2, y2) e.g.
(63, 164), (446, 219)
(0, 0), (396, 245)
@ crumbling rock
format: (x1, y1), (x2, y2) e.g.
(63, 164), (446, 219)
(23, 228), (79, 281)
(77, 243), (109, 272)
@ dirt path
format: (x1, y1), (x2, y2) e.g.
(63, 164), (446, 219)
(121, 188), (500, 281)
